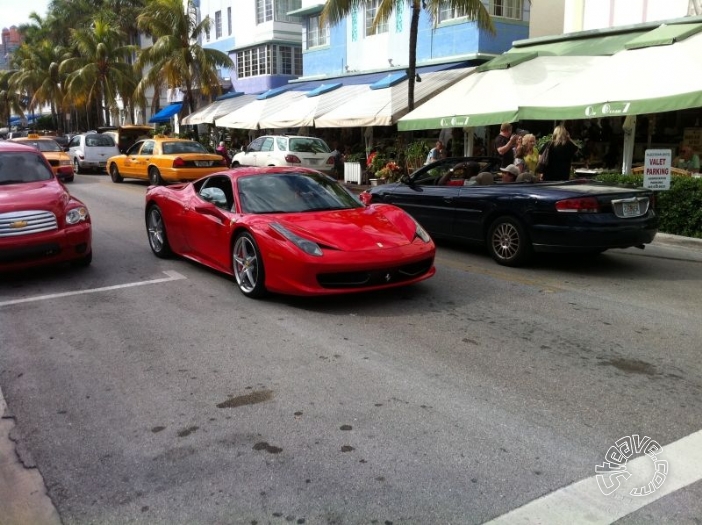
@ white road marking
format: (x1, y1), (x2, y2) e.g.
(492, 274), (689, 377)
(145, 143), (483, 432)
(483, 429), (702, 525)
(0, 270), (187, 308)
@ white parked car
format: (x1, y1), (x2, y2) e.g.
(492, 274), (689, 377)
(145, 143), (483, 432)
(67, 133), (120, 174)
(232, 135), (335, 175)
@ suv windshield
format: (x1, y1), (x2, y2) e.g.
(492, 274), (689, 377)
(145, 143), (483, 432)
(0, 152), (53, 184)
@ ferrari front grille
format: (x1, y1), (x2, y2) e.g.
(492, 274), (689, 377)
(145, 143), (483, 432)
(0, 210), (58, 237)
(317, 258), (434, 289)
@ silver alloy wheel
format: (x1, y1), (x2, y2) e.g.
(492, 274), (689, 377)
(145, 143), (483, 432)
(233, 235), (258, 293)
(147, 207), (166, 253)
(491, 221), (520, 261)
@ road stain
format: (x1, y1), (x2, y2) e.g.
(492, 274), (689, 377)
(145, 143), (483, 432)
(151, 426), (165, 433)
(341, 445), (355, 452)
(599, 358), (657, 376)
(177, 426), (199, 437)
(253, 442), (282, 454)
(340, 425), (352, 431)
(217, 389), (273, 408)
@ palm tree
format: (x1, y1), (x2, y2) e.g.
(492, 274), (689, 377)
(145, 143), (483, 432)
(135, 0), (234, 120)
(0, 70), (26, 131)
(60, 17), (137, 128)
(10, 40), (70, 132)
(322, 0), (494, 111)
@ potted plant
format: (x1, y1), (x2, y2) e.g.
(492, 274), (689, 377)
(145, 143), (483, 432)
(406, 140), (429, 172)
(343, 151), (366, 184)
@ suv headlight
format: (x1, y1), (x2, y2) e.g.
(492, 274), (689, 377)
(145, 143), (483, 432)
(271, 222), (322, 257)
(66, 207), (89, 224)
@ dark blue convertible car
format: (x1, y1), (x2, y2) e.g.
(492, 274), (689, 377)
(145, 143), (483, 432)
(360, 157), (658, 267)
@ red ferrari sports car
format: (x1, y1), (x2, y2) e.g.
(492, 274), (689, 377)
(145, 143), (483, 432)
(144, 167), (436, 298)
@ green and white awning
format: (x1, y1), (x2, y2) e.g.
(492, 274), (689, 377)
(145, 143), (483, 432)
(520, 24), (702, 120)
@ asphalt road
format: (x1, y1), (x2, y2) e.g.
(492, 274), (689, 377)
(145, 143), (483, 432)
(1, 173), (701, 525)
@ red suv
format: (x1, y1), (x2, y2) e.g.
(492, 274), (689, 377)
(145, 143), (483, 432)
(0, 141), (92, 271)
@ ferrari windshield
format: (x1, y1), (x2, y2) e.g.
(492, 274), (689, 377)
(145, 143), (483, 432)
(0, 152), (53, 184)
(238, 173), (363, 214)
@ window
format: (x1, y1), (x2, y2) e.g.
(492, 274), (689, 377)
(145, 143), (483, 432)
(365, 0), (388, 36)
(256, 0), (273, 23)
(237, 44), (302, 78)
(215, 11), (222, 39)
(307, 14), (329, 48)
(276, 0), (301, 22)
(438, 4), (467, 23)
(227, 7), (232, 35)
(491, 0), (523, 20)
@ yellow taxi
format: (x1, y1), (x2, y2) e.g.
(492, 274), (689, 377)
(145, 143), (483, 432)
(11, 134), (74, 182)
(106, 135), (228, 185)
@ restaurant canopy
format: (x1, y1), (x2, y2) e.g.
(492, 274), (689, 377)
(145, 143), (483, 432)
(397, 55), (605, 130)
(181, 92), (258, 126)
(215, 87), (308, 129)
(519, 22), (702, 120)
(313, 68), (471, 128)
(258, 83), (369, 129)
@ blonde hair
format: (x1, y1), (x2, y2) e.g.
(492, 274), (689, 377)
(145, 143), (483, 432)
(522, 133), (536, 151)
(552, 125), (569, 146)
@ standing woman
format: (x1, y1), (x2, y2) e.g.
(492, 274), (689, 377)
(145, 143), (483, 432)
(542, 125), (579, 181)
(521, 134), (539, 174)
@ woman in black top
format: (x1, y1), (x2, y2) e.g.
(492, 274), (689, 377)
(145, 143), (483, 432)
(542, 125), (579, 181)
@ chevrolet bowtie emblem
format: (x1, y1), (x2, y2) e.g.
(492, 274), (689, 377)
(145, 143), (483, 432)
(11, 220), (28, 229)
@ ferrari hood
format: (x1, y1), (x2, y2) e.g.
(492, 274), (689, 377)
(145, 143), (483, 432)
(272, 205), (417, 251)
(0, 180), (68, 215)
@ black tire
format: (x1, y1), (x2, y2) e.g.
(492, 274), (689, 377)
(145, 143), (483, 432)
(73, 158), (82, 174)
(64, 175), (75, 183)
(72, 251), (92, 267)
(109, 163), (123, 183)
(232, 232), (267, 298)
(149, 167), (164, 186)
(146, 205), (173, 258)
(487, 216), (533, 267)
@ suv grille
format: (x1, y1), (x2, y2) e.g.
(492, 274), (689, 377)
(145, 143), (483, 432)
(0, 210), (58, 237)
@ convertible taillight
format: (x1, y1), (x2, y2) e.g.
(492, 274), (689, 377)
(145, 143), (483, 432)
(555, 197), (600, 213)
(285, 154), (302, 164)
(172, 157), (185, 168)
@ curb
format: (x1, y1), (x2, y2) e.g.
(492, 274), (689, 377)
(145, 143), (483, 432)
(652, 232), (702, 250)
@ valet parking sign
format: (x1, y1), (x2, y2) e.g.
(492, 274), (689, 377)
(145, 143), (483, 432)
(643, 149), (672, 190)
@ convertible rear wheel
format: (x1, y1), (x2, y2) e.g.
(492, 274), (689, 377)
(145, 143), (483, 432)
(232, 232), (266, 298)
(149, 167), (164, 186)
(487, 216), (532, 267)
(110, 163), (123, 183)
(146, 205), (172, 258)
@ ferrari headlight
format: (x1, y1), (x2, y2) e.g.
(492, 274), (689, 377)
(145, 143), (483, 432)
(271, 222), (323, 257)
(66, 207), (89, 224)
(413, 218), (431, 243)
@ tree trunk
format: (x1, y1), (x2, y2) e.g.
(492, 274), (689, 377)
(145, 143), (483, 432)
(407, 1), (421, 112)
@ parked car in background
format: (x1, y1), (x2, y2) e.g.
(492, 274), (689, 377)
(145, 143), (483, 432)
(98, 125), (153, 153)
(145, 167), (435, 298)
(107, 136), (228, 185)
(0, 141), (92, 271)
(232, 135), (336, 175)
(361, 156), (658, 267)
(67, 133), (120, 174)
(11, 134), (74, 182)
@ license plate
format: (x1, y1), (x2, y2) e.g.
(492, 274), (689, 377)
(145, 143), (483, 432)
(99, 162), (106, 167)
(622, 201), (640, 217)
(307, 159), (320, 165)
(195, 161), (211, 167)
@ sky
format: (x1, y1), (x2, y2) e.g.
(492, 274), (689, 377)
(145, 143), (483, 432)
(3, 0), (51, 28)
